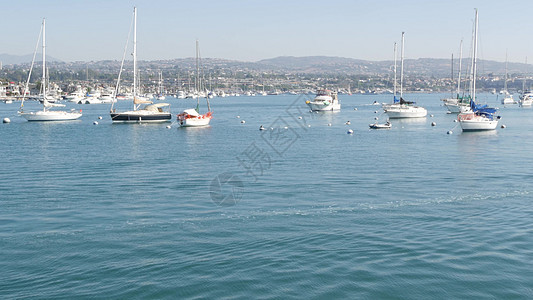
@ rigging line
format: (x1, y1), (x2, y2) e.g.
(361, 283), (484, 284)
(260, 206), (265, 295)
(20, 21), (43, 110)
(112, 11), (134, 112)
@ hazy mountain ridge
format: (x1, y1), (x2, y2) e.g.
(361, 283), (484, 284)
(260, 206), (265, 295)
(1, 53), (530, 77)
(0, 53), (62, 64)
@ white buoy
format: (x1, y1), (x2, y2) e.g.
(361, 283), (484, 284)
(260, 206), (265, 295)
(347, 129), (354, 134)
(374, 111), (378, 113)
(345, 121), (351, 125)
(374, 117), (378, 120)
(431, 122), (436, 126)
(307, 124), (311, 128)
(236, 115), (240, 118)
(447, 111), (452, 114)
(241, 120), (245, 124)
(298, 116), (302, 119)
(353, 108), (358, 111)
(93, 121), (99, 125)
(284, 126), (288, 129)
(3, 117), (11, 123)
(259, 125), (266, 131)
(447, 130), (453, 135)
(98, 116), (103, 120)
(166, 125), (171, 129)
(501, 124), (506, 128)
(453, 119), (458, 122)
(327, 123), (332, 126)
(430, 114), (434, 117)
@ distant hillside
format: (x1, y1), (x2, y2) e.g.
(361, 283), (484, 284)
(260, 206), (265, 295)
(2, 53), (531, 78)
(0, 53), (62, 65)
(257, 56), (531, 76)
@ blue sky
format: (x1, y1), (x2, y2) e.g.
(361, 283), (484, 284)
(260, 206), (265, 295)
(2, 0), (532, 63)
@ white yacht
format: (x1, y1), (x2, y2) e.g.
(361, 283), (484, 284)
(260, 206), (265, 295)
(306, 89), (341, 111)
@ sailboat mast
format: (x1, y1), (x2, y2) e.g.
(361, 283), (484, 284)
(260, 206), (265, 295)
(133, 7), (137, 110)
(457, 39), (463, 97)
(504, 50), (508, 91)
(469, 17), (475, 98)
(393, 42), (397, 100)
(472, 8), (478, 103)
(400, 32), (405, 99)
(42, 18), (46, 103)
(450, 53), (454, 98)
(196, 39), (200, 111)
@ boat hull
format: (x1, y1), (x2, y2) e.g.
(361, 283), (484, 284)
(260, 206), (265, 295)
(460, 119), (499, 131)
(20, 110), (82, 121)
(179, 117), (211, 127)
(110, 111), (171, 123)
(307, 102), (341, 111)
(384, 106), (427, 118)
(369, 123), (391, 129)
(444, 103), (467, 113)
(458, 113), (498, 131)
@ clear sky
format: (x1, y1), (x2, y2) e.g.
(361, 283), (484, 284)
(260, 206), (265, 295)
(2, 0), (532, 63)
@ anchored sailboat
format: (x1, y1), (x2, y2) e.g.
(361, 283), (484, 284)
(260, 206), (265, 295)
(458, 9), (499, 131)
(110, 7), (171, 123)
(19, 18), (82, 121)
(383, 32), (427, 118)
(177, 40), (213, 127)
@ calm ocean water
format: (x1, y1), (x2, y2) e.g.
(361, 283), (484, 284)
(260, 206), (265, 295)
(1, 93), (533, 299)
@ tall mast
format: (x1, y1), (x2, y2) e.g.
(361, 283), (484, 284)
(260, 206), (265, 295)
(450, 53), (454, 98)
(400, 32), (405, 99)
(522, 56), (527, 93)
(393, 42), (397, 101)
(504, 49), (508, 91)
(42, 18), (46, 102)
(195, 39), (200, 111)
(133, 6), (137, 110)
(472, 8), (478, 102)
(457, 39), (463, 97)
(469, 14), (475, 98)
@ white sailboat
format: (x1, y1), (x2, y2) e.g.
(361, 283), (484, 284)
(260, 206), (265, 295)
(384, 32), (427, 118)
(177, 40), (213, 127)
(442, 40), (471, 113)
(458, 9), (499, 132)
(156, 71), (166, 100)
(110, 7), (171, 123)
(519, 58), (533, 107)
(501, 51), (515, 105)
(19, 18), (82, 121)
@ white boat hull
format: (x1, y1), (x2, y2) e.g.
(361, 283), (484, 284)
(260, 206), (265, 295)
(444, 103), (468, 113)
(307, 101), (341, 111)
(179, 117), (211, 127)
(20, 110), (82, 121)
(520, 99), (532, 107)
(384, 105), (427, 118)
(458, 113), (498, 131)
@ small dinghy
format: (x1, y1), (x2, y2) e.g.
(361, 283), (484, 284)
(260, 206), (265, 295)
(369, 121), (392, 129)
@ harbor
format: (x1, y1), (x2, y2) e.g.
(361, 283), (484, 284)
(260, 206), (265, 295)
(2, 2), (533, 299)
